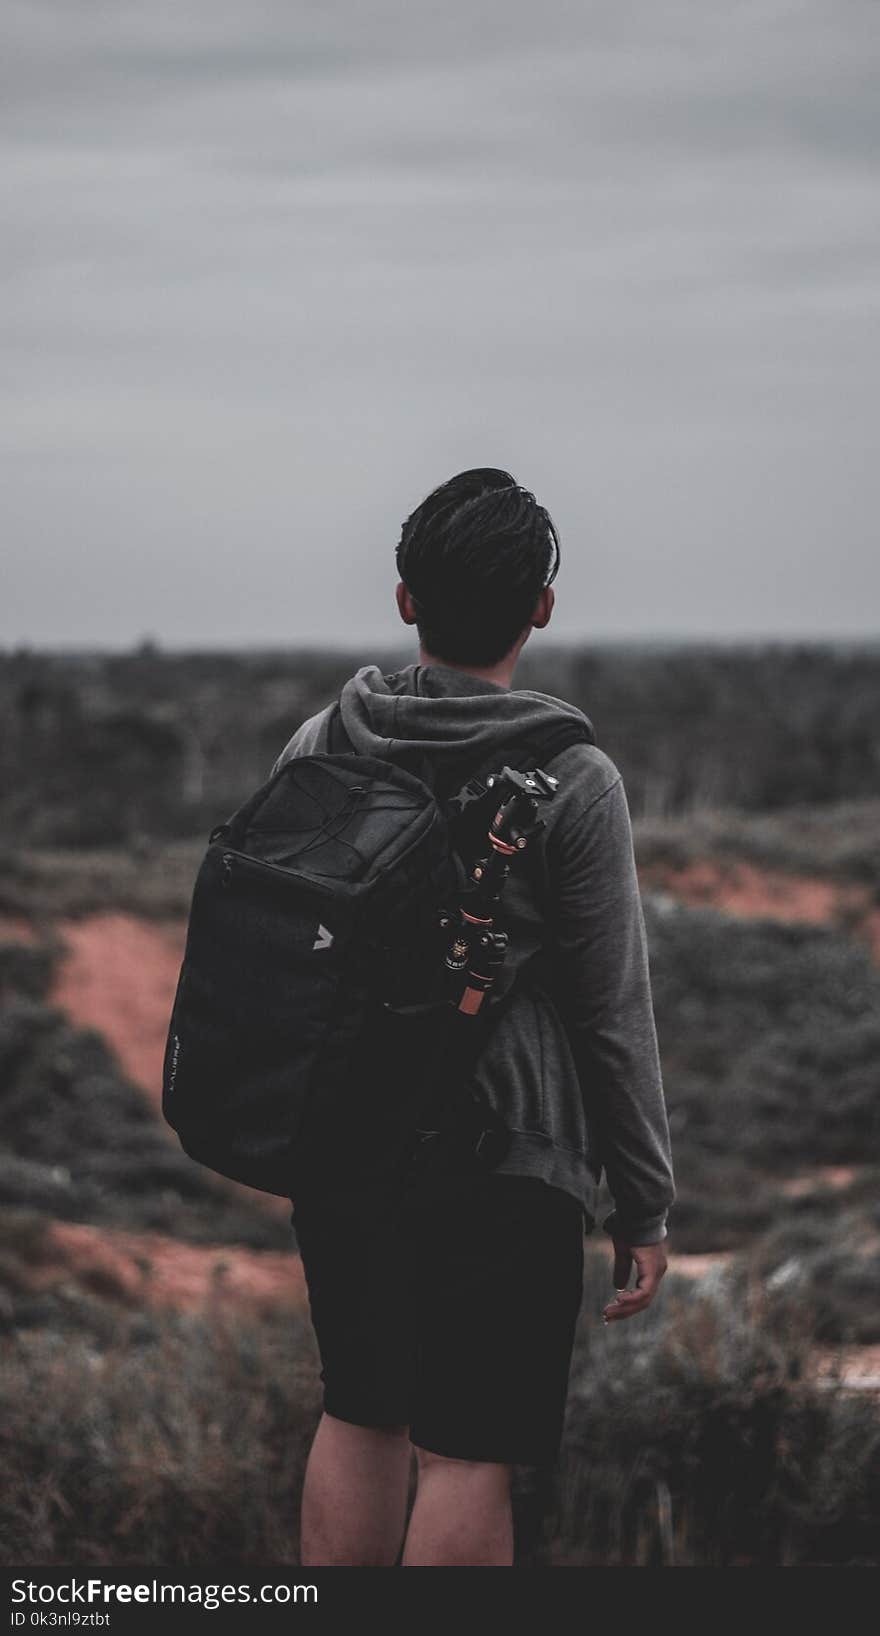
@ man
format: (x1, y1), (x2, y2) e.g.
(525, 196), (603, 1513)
(271, 468), (675, 1567)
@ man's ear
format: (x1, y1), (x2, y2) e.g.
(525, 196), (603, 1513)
(530, 585), (555, 630)
(396, 581), (418, 626)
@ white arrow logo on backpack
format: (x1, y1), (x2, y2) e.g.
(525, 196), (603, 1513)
(313, 923), (334, 951)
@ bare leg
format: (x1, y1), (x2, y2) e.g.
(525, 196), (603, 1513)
(402, 1448), (514, 1566)
(300, 1412), (412, 1566)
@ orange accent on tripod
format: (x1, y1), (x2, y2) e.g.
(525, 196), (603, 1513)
(458, 986), (486, 1015)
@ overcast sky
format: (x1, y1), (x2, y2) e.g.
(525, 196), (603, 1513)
(3, 0), (879, 649)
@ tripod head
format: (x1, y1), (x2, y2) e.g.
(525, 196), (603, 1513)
(482, 764), (559, 864)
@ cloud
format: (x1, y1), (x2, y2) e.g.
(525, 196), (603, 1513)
(3, 0), (879, 644)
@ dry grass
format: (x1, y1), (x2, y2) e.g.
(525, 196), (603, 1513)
(1, 1253), (877, 1567)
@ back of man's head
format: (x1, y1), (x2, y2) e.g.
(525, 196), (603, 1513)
(396, 468), (560, 667)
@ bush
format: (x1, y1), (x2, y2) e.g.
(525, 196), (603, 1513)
(0, 998), (289, 1250)
(542, 1255), (880, 1566)
(0, 1304), (320, 1564)
(1, 1252), (876, 1567)
(647, 899), (880, 1205)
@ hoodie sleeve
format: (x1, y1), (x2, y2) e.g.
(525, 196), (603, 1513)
(546, 772), (675, 1246)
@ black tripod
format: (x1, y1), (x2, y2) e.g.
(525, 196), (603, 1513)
(409, 761), (560, 1172)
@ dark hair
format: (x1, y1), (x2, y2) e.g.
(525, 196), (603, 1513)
(395, 468), (560, 666)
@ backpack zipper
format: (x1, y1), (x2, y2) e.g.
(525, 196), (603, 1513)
(218, 847), (338, 895)
(220, 848), (301, 884)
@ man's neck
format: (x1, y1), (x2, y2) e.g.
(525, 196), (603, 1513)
(417, 646), (518, 691)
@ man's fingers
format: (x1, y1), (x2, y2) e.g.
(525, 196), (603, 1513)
(603, 1289), (652, 1321)
(603, 1243), (668, 1322)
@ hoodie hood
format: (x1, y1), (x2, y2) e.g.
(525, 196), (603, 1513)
(337, 661), (593, 775)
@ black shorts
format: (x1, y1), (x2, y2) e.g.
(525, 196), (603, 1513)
(290, 1161), (585, 1467)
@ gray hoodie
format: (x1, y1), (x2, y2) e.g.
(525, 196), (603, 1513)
(271, 660), (675, 1245)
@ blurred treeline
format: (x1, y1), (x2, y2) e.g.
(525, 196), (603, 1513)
(3, 641), (879, 847)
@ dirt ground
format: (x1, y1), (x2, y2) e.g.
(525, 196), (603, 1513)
(639, 859), (880, 961)
(26, 1218), (307, 1316)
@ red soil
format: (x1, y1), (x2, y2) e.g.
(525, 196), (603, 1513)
(640, 860), (880, 961)
(27, 1220), (307, 1316)
(780, 1165), (859, 1198)
(664, 1251), (735, 1280)
(6, 913), (301, 1315)
(49, 912), (289, 1222)
(51, 913), (186, 1109)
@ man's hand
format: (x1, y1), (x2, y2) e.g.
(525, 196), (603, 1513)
(602, 1238), (668, 1323)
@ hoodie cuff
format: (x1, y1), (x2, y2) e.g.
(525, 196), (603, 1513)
(602, 1208), (669, 1246)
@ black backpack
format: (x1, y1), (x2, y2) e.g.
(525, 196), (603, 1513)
(161, 701), (594, 1197)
